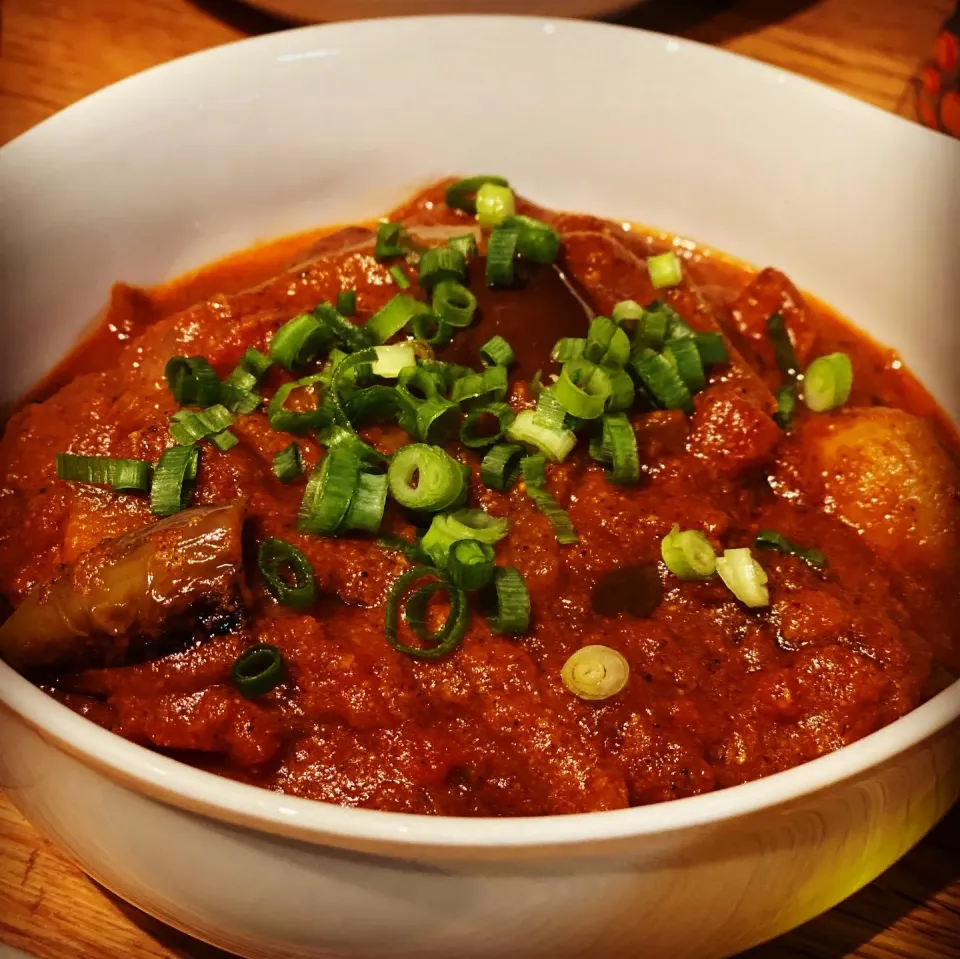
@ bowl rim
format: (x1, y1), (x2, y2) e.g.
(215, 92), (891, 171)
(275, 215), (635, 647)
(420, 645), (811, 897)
(1, 14), (958, 852)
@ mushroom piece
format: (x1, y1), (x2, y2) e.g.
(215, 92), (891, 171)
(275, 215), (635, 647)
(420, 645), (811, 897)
(0, 504), (245, 673)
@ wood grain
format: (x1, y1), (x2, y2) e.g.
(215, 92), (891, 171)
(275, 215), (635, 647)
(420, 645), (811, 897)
(1, 0), (958, 957)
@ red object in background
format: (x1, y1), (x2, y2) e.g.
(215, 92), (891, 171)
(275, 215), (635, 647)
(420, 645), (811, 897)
(914, 4), (960, 136)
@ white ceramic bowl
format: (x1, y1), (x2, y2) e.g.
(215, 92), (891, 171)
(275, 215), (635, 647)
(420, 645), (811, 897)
(1, 16), (959, 959)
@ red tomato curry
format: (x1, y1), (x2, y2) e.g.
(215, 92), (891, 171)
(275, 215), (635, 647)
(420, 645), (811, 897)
(1, 178), (957, 816)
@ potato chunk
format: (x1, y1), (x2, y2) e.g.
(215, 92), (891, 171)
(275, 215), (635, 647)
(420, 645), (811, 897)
(775, 408), (960, 570)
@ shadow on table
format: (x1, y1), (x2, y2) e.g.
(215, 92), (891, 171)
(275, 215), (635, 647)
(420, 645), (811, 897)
(102, 804), (959, 959)
(610, 0), (818, 43)
(187, 0), (287, 33)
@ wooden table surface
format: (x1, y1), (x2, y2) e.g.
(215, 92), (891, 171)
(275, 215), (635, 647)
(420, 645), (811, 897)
(1, 0), (958, 957)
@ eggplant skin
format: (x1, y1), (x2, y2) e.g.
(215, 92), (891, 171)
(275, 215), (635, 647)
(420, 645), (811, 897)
(0, 504), (244, 673)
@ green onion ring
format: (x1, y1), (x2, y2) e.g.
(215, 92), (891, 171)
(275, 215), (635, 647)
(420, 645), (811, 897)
(258, 538), (316, 610)
(231, 643), (285, 698)
(385, 566), (470, 660)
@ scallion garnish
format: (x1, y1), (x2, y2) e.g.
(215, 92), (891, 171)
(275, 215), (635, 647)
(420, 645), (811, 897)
(561, 645), (629, 700)
(451, 365), (509, 410)
(521, 454), (578, 544)
(432, 280), (477, 328)
(551, 338), (585, 363)
(766, 312), (798, 379)
(485, 223), (519, 287)
(341, 471), (388, 534)
(445, 175), (509, 214)
(375, 221), (407, 259)
(660, 525), (717, 580)
(663, 338), (705, 393)
(150, 444), (199, 517)
(273, 442), (304, 483)
(554, 361), (612, 420)
(418, 246), (467, 290)
(755, 529), (826, 570)
(169, 404), (235, 447)
(165, 356), (222, 407)
(773, 383), (797, 429)
(385, 566), (469, 660)
(267, 374), (331, 435)
(410, 311), (453, 347)
(258, 538), (316, 610)
(447, 232), (478, 259)
(694, 332), (728, 366)
(365, 294), (430, 344)
(268, 313), (331, 371)
(592, 413), (640, 485)
(210, 429), (239, 452)
(503, 214), (561, 265)
(476, 183), (516, 229)
(420, 508), (509, 567)
(371, 343), (416, 379)
(225, 348), (272, 392)
(387, 444), (465, 513)
(460, 402), (515, 450)
(55, 453), (152, 493)
(647, 251), (683, 289)
(232, 643), (285, 698)
(388, 264), (410, 289)
(447, 539), (496, 591)
(605, 369), (636, 413)
(506, 410), (577, 462)
(716, 547), (770, 608)
(479, 335), (514, 368)
(297, 447), (361, 535)
(631, 348), (694, 413)
(803, 353), (853, 412)
(612, 299), (644, 325)
(336, 290), (357, 317)
(483, 566), (530, 634)
(480, 442), (526, 491)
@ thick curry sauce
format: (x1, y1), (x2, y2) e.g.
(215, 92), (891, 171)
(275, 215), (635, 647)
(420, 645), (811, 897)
(1, 180), (957, 816)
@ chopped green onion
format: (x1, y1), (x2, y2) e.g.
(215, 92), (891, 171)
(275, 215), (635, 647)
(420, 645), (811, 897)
(150, 445), (199, 517)
(551, 338), (585, 363)
(413, 395), (461, 445)
(554, 361), (612, 420)
(397, 365), (441, 403)
(507, 410), (577, 463)
(231, 643), (285, 698)
(584, 317), (629, 367)
(326, 347), (380, 429)
(341, 471), (388, 534)
(411, 311), (454, 347)
(170, 404), (235, 447)
(460, 402), (515, 449)
(375, 221), (406, 259)
(479, 335), (514, 367)
(388, 264), (411, 289)
(476, 183), (516, 229)
(663, 337), (706, 393)
(258, 538), (316, 610)
(612, 300), (644, 325)
(432, 280), (477, 328)
(313, 302), (372, 355)
(420, 509), (508, 568)
(451, 365), (508, 410)
(534, 386), (575, 433)
(647, 251), (684, 289)
(482, 566), (530, 634)
(343, 385), (404, 426)
(767, 312), (798, 379)
(387, 444), (465, 513)
(660, 525), (717, 580)
(803, 353), (853, 412)
(221, 386), (261, 415)
(480, 442), (526, 491)
(165, 356), (222, 407)
(529, 369), (544, 399)
(636, 308), (669, 351)
(269, 314), (330, 371)
(210, 429), (238, 452)
(55, 453), (152, 492)
(371, 343), (417, 378)
(561, 645), (629, 700)
(594, 413), (640, 484)
(631, 348), (694, 413)
(376, 533), (431, 566)
(755, 529), (826, 570)
(385, 566), (470, 660)
(418, 246), (467, 290)
(521, 454), (578, 544)
(318, 425), (385, 470)
(716, 547), (770, 608)
(273, 442), (304, 483)
(485, 223), (519, 287)
(297, 447), (360, 535)
(445, 175), (509, 214)
(447, 539), (496, 591)
(503, 215), (561, 265)
(605, 369), (636, 414)
(694, 332), (728, 366)
(225, 348), (272, 391)
(447, 232), (478, 259)
(774, 383), (797, 429)
(365, 295), (430, 344)
(336, 290), (357, 316)
(267, 374), (331, 435)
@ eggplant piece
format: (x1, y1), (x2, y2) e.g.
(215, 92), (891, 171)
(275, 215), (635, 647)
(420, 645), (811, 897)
(0, 504), (245, 673)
